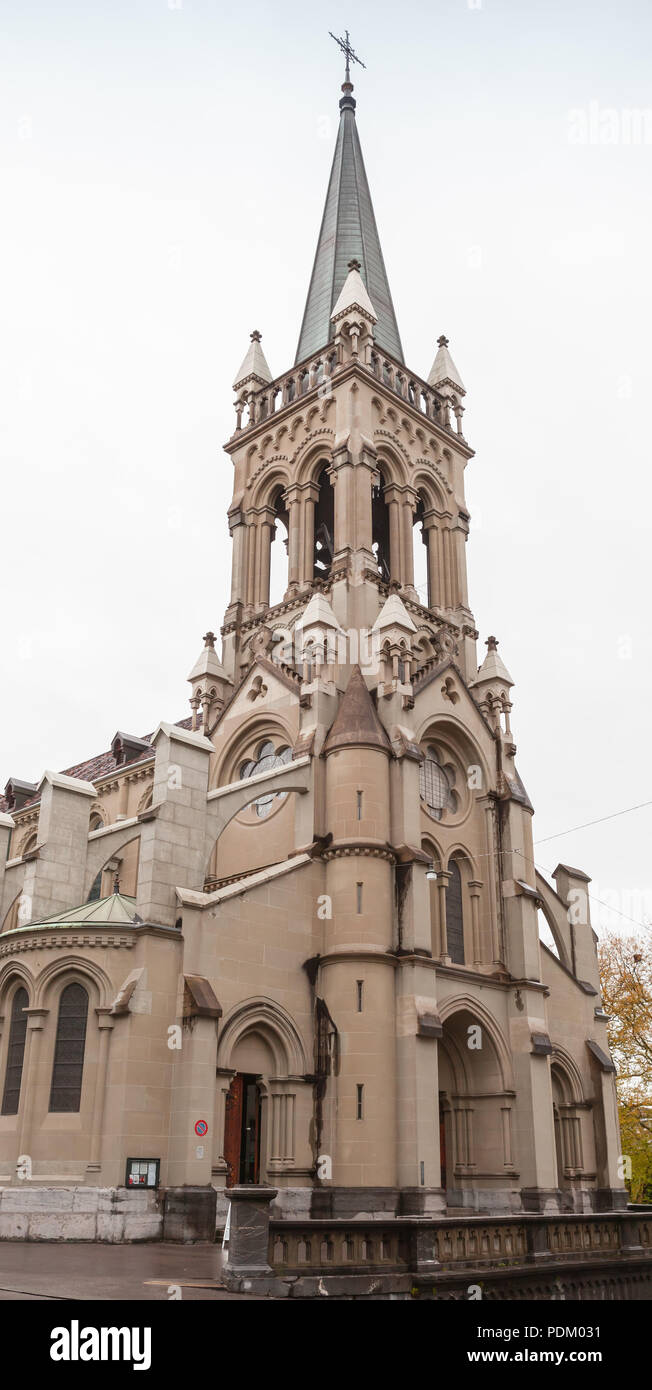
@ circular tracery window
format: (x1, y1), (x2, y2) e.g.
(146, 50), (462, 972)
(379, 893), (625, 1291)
(239, 741), (292, 818)
(419, 744), (458, 821)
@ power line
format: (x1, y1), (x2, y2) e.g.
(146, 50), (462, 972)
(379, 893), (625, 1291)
(534, 798), (652, 845)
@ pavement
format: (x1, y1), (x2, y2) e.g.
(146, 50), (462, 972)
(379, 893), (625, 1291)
(0, 1242), (268, 1300)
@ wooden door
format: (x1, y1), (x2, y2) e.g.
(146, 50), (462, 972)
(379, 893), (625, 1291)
(241, 1079), (261, 1184)
(224, 1074), (244, 1187)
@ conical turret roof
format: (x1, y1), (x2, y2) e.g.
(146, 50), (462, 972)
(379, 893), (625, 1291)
(324, 665), (392, 754)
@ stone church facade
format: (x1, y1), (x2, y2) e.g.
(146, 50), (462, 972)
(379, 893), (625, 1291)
(0, 64), (634, 1263)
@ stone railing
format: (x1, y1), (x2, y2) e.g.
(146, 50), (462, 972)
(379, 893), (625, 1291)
(221, 1188), (652, 1298)
(232, 342), (461, 440)
(266, 1214), (640, 1275)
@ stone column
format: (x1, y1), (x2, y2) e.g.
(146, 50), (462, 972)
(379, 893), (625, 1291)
(400, 492), (417, 590)
(227, 507), (247, 611)
(479, 795), (501, 964)
(331, 446), (353, 559)
(453, 515), (470, 609)
(284, 486), (301, 592)
(386, 491), (402, 584)
(244, 516), (257, 613)
(136, 723), (213, 927)
(441, 521), (453, 608)
(256, 510), (275, 612)
(422, 512), (440, 609)
(469, 880), (483, 964)
(300, 484), (319, 586)
(436, 870), (451, 960)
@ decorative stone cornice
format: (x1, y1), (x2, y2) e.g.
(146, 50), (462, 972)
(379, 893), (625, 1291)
(321, 844), (396, 864)
(0, 933), (136, 957)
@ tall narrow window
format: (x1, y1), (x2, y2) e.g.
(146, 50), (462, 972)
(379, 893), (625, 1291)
(356, 1084), (364, 1120)
(1, 987), (28, 1116)
(356, 882), (363, 914)
(446, 861), (465, 964)
(49, 983), (89, 1113)
(356, 791), (363, 820)
(356, 980), (364, 1012)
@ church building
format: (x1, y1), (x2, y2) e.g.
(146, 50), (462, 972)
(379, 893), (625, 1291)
(0, 50), (629, 1259)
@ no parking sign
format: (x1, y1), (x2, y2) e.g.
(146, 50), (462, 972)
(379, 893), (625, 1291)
(194, 1119), (208, 1137)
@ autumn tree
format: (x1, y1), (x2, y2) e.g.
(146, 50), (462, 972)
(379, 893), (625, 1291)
(598, 931), (652, 1202)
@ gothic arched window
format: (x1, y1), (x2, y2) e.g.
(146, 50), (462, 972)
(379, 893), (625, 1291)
(240, 741), (293, 818)
(446, 861), (465, 965)
(419, 746), (457, 820)
(1, 986), (28, 1116)
(49, 983), (89, 1113)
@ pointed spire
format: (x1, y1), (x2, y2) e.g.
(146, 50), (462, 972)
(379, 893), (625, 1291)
(372, 592), (417, 635)
(233, 330), (273, 393)
(331, 258), (377, 324)
(324, 666), (391, 754)
(428, 335), (466, 395)
(186, 630), (228, 684)
(295, 72), (403, 365)
(296, 593), (344, 632)
(471, 636), (514, 689)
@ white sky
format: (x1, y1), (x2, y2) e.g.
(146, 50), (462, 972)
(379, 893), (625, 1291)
(1, 0), (651, 937)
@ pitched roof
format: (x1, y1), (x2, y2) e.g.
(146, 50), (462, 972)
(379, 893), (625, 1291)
(324, 665), (392, 755)
(295, 81), (403, 365)
(0, 717), (194, 815)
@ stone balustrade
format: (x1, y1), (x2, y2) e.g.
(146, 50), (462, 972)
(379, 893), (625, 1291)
(232, 342), (460, 440)
(221, 1192), (652, 1297)
(262, 1210), (651, 1277)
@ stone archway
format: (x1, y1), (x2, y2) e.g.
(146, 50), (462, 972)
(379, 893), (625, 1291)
(438, 1003), (516, 1212)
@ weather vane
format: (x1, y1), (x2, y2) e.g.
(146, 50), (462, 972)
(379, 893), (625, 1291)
(329, 29), (366, 83)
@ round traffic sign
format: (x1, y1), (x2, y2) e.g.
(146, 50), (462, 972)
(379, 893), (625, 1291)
(194, 1119), (208, 1137)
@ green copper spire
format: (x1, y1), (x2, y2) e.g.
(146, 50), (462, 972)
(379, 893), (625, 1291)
(295, 42), (404, 365)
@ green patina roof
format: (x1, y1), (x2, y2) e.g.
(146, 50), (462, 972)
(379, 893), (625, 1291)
(11, 892), (139, 932)
(295, 83), (403, 366)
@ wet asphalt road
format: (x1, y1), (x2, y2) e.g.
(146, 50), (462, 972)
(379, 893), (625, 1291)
(0, 1242), (267, 1300)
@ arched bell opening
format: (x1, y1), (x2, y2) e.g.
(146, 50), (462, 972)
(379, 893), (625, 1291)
(372, 467), (391, 582)
(269, 489), (289, 607)
(412, 494), (428, 605)
(312, 465), (334, 582)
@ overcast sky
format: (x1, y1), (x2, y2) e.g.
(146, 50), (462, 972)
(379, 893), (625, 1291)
(1, 0), (650, 936)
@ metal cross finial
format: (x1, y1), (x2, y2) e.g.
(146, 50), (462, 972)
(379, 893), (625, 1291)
(329, 28), (366, 83)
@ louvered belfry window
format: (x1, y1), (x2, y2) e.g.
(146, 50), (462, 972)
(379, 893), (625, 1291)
(446, 861), (465, 965)
(1, 987), (29, 1116)
(49, 983), (89, 1113)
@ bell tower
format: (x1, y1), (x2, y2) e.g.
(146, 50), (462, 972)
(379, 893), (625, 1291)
(220, 48), (478, 692)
